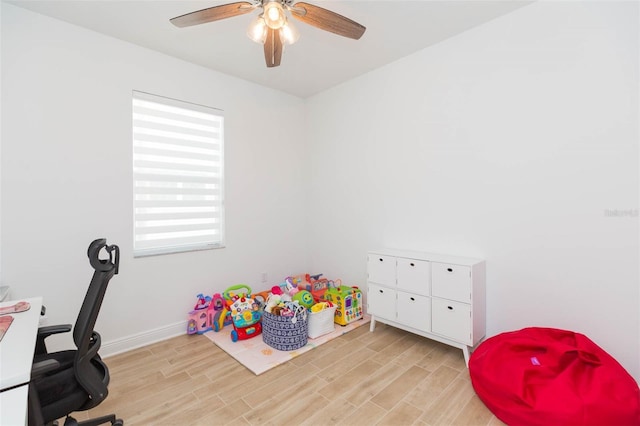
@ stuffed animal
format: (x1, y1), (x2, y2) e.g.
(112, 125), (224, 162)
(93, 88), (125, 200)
(292, 290), (314, 309)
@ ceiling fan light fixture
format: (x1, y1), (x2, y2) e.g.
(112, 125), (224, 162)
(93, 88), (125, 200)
(280, 20), (300, 45)
(170, 1), (367, 68)
(247, 14), (268, 44)
(263, 1), (286, 29)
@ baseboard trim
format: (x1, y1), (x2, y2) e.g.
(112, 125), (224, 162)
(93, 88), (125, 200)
(100, 321), (186, 358)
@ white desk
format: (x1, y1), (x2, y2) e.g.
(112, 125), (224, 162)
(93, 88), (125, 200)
(1, 385), (29, 426)
(0, 297), (43, 426)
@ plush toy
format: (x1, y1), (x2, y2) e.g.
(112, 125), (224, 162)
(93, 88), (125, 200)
(292, 290), (314, 309)
(265, 293), (282, 313)
(310, 301), (334, 313)
(264, 292), (290, 312)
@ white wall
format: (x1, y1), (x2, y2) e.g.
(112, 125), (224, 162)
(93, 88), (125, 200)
(1, 4), (308, 353)
(306, 1), (639, 380)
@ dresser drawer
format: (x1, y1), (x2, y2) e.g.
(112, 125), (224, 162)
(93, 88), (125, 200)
(368, 254), (396, 286)
(367, 283), (396, 321)
(397, 291), (431, 332)
(397, 258), (430, 296)
(431, 298), (471, 345)
(431, 263), (471, 303)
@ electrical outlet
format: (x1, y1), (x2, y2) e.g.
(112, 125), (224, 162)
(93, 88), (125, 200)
(261, 272), (268, 283)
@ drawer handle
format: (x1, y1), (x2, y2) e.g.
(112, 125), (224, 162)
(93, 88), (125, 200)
(379, 258), (384, 262)
(410, 297), (415, 301)
(447, 268), (453, 272)
(410, 263), (415, 267)
(379, 290), (384, 294)
(447, 306), (453, 310)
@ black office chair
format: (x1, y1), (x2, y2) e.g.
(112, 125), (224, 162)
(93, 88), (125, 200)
(28, 239), (123, 426)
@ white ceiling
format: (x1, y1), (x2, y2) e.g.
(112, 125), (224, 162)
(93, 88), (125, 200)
(6, 0), (532, 98)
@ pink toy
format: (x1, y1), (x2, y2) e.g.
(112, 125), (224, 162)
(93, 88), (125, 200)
(187, 293), (214, 335)
(194, 293), (211, 310)
(187, 308), (210, 334)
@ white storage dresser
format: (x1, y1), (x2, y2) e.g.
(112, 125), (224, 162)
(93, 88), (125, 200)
(367, 249), (486, 366)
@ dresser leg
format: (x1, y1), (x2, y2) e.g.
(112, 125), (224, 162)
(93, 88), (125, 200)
(463, 346), (471, 367)
(369, 316), (376, 332)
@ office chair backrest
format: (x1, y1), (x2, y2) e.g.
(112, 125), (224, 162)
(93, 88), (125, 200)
(72, 238), (120, 401)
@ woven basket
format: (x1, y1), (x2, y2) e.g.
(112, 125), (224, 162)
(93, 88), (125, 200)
(262, 308), (308, 351)
(308, 306), (337, 339)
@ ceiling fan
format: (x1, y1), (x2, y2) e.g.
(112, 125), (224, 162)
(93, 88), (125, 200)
(170, 1), (366, 68)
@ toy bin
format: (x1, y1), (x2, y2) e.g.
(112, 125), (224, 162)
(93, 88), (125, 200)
(308, 305), (337, 339)
(262, 309), (308, 351)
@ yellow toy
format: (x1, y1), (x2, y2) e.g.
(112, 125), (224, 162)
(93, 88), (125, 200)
(320, 285), (363, 325)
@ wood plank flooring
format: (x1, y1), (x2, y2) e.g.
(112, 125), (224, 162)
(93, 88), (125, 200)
(71, 323), (503, 425)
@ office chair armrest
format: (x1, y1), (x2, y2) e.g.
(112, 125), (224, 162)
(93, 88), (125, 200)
(38, 324), (72, 337)
(31, 358), (60, 378)
(35, 324), (72, 355)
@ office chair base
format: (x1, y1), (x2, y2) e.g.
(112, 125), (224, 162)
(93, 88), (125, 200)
(61, 414), (123, 426)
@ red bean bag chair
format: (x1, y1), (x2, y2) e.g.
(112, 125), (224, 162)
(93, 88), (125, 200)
(469, 327), (640, 426)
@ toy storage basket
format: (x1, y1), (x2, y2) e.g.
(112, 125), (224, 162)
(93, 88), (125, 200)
(262, 308), (308, 351)
(308, 306), (337, 339)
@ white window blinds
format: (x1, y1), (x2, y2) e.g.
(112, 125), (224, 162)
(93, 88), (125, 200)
(132, 91), (224, 257)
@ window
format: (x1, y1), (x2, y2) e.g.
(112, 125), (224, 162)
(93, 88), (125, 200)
(132, 91), (224, 257)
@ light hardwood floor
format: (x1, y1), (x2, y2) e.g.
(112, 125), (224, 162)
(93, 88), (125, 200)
(73, 322), (504, 425)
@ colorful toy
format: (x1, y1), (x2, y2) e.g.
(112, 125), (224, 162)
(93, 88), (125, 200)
(209, 293), (232, 332)
(222, 284), (262, 342)
(194, 293), (211, 310)
(272, 274), (315, 297)
(292, 290), (314, 309)
(310, 301), (334, 313)
(187, 318), (197, 334)
(210, 293), (224, 310)
(320, 285), (363, 325)
(264, 293), (284, 313)
(275, 277), (299, 296)
(252, 290), (271, 311)
(187, 294), (213, 334)
(310, 278), (330, 303)
(290, 274), (313, 291)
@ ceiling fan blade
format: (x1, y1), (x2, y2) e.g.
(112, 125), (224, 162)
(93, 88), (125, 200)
(290, 2), (366, 40)
(170, 2), (254, 28)
(264, 28), (283, 68)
